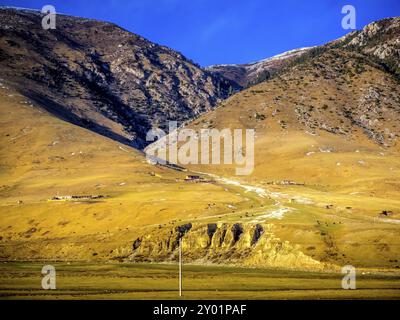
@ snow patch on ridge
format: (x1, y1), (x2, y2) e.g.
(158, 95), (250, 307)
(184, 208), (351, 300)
(206, 47), (314, 69)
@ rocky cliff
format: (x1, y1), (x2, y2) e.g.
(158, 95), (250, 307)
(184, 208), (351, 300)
(128, 223), (324, 270)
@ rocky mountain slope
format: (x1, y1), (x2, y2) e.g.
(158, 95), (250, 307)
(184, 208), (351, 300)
(342, 17), (400, 78)
(207, 17), (399, 89)
(198, 17), (400, 151)
(206, 47), (312, 88)
(0, 7), (236, 149)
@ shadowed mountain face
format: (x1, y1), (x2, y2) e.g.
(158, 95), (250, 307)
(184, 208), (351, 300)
(0, 8), (236, 149)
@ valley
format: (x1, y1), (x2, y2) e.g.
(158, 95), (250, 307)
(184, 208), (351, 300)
(0, 8), (399, 299)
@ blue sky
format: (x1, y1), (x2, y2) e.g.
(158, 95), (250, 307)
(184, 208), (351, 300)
(1, 0), (400, 66)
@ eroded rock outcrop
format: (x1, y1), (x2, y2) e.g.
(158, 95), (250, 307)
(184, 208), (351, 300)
(129, 223), (323, 270)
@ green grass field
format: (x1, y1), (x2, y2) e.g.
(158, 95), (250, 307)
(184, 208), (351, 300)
(0, 263), (399, 300)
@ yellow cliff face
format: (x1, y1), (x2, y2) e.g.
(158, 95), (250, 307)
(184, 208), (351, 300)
(129, 222), (324, 270)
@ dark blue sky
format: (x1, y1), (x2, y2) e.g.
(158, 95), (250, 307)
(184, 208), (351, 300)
(1, 0), (400, 66)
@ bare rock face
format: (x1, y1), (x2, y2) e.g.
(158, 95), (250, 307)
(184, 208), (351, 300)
(346, 17), (400, 78)
(129, 223), (323, 270)
(278, 47), (400, 147)
(0, 8), (235, 148)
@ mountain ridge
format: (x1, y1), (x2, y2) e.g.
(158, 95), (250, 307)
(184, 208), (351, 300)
(206, 47), (313, 87)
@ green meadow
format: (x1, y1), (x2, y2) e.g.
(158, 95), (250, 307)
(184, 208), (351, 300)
(0, 263), (399, 300)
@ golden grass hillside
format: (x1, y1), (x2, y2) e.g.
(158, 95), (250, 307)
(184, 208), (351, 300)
(0, 88), (251, 262)
(1, 41), (399, 272)
(159, 48), (400, 269)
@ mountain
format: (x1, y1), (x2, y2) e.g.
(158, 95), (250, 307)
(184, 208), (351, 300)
(155, 17), (400, 268)
(206, 47), (312, 88)
(202, 17), (400, 150)
(0, 7), (399, 272)
(0, 7), (235, 149)
(206, 17), (400, 89)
